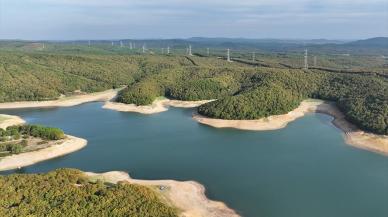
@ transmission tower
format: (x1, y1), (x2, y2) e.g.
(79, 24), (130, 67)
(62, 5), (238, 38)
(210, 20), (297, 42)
(142, 44), (146, 53)
(189, 45), (193, 56)
(304, 49), (308, 69)
(167, 46), (170, 54)
(227, 49), (232, 62)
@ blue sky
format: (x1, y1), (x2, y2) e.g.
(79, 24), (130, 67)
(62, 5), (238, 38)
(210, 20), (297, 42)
(0, 0), (387, 40)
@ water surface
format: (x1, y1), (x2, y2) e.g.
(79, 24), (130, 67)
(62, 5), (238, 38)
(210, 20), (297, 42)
(1, 102), (388, 217)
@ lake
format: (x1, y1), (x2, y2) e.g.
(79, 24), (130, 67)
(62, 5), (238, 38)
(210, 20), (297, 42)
(1, 102), (387, 217)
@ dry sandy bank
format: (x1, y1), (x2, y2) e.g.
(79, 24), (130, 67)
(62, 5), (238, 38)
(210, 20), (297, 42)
(85, 171), (239, 217)
(103, 98), (213, 114)
(193, 99), (388, 155)
(0, 114), (26, 129)
(0, 135), (87, 171)
(0, 89), (119, 109)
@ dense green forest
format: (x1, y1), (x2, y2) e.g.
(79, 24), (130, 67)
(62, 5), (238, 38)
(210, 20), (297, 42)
(0, 169), (177, 217)
(115, 58), (387, 135)
(0, 49), (386, 135)
(2, 124), (65, 140)
(0, 52), (137, 102)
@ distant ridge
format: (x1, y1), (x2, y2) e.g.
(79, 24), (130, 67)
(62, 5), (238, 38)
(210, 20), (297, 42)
(346, 37), (388, 47)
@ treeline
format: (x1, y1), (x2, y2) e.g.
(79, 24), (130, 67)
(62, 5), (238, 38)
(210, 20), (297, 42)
(0, 169), (177, 217)
(1, 124), (65, 140)
(315, 73), (388, 134)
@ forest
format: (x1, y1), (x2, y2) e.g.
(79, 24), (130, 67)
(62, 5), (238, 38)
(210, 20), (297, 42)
(0, 49), (386, 135)
(1, 124), (65, 141)
(0, 168), (177, 217)
(116, 57), (387, 135)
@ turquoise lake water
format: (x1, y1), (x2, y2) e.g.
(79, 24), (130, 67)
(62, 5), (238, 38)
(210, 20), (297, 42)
(1, 102), (388, 217)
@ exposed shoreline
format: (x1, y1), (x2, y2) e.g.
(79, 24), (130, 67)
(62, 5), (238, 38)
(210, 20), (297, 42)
(0, 135), (87, 171)
(193, 99), (388, 156)
(0, 114), (26, 129)
(103, 98), (214, 114)
(0, 89), (119, 110)
(85, 171), (239, 217)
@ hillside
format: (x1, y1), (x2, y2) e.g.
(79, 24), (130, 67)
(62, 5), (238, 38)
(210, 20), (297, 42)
(346, 37), (388, 47)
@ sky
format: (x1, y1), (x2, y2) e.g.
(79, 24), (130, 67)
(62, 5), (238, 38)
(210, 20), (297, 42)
(0, 0), (387, 40)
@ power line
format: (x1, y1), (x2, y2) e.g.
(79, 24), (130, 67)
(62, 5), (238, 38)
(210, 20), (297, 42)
(189, 45), (193, 56)
(304, 49), (308, 69)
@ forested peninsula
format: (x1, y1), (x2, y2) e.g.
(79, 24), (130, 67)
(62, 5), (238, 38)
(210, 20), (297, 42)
(0, 168), (238, 217)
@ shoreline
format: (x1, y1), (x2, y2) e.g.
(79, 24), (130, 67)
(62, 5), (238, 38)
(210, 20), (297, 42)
(193, 99), (388, 156)
(85, 171), (239, 217)
(0, 114), (26, 129)
(103, 98), (214, 114)
(0, 89), (120, 110)
(0, 135), (87, 171)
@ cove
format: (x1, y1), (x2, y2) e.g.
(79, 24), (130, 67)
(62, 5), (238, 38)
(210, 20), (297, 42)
(1, 102), (388, 217)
